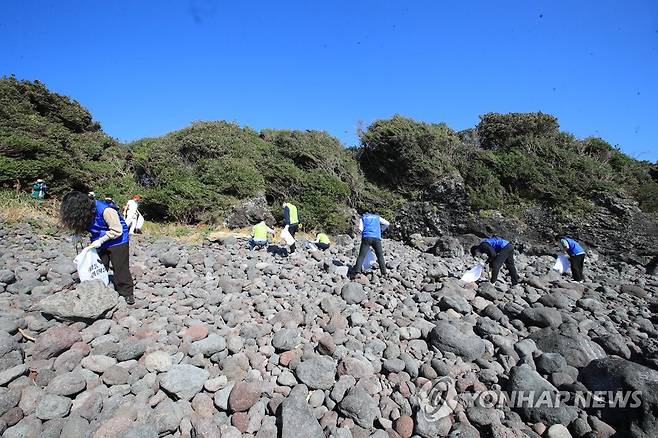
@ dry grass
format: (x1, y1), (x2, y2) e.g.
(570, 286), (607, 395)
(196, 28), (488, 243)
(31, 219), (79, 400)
(0, 190), (60, 226)
(0, 190), (324, 243)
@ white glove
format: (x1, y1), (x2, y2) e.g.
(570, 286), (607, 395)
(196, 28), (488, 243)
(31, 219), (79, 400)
(86, 239), (103, 251)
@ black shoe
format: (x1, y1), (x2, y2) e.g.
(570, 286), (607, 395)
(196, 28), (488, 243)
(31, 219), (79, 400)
(125, 295), (135, 305)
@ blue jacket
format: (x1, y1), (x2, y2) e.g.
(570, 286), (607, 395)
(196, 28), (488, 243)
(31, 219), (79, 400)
(562, 237), (585, 256)
(483, 236), (510, 252)
(362, 213), (382, 239)
(88, 200), (130, 249)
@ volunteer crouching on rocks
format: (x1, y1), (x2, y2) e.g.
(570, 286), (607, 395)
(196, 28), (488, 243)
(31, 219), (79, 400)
(60, 191), (136, 305)
(561, 236), (586, 281)
(249, 221), (274, 250)
(470, 236), (520, 286)
(352, 212), (390, 277)
(313, 232), (331, 251)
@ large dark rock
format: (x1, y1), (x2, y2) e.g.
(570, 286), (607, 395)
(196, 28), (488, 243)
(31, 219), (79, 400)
(224, 195), (275, 229)
(428, 236), (464, 257)
(427, 320), (486, 361)
(37, 280), (118, 320)
(338, 387), (378, 428)
(529, 325), (605, 368)
(580, 357), (658, 438)
(507, 364), (577, 426)
(390, 173), (469, 240)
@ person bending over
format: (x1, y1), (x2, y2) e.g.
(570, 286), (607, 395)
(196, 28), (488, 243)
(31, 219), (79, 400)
(560, 236), (586, 281)
(60, 191), (135, 304)
(470, 236), (519, 286)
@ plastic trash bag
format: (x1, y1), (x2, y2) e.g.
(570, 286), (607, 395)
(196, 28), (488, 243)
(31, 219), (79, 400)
(461, 264), (483, 283)
(552, 255), (570, 274)
(362, 249), (378, 271)
(74, 248), (109, 285)
(281, 225), (295, 246)
(135, 212), (145, 231)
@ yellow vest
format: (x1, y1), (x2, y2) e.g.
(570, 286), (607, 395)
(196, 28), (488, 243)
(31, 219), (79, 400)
(317, 233), (330, 244)
(253, 223), (269, 240)
(285, 203), (299, 224)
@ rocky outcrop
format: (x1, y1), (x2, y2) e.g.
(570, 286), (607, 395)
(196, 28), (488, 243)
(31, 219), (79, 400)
(580, 357), (658, 438)
(223, 195), (275, 229)
(390, 173), (469, 241)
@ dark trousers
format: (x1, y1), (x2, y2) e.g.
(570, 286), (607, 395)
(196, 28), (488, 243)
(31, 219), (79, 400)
(316, 242), (330, 251)
(354, 237), (387, 275)
(490, 244), (519, 285)
(570, 254), (585, 281)
(98, 242), (134, 297)
(288, 223), (299, 253)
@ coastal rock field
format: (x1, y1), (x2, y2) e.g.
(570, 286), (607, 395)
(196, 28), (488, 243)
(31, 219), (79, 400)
(0, 221), (656, 438)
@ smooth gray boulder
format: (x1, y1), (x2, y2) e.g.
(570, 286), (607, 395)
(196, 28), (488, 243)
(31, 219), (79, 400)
(159, 364), (209, 401)
(280, 385), (324, 438)
(37, 280), (118, 320)
(427, 320), (486, 361)
(530, 325), (605, 368)
(507, 364), (577, 426)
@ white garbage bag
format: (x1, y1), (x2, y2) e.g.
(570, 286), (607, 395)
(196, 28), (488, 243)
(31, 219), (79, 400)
(74, 248), (109, 285)
(461, 264), (483, 283)
(281, 225), (295, 246)
(135, 212), (145, 231)
(552, 255), (570, 274)
(362, 249), (378, 271)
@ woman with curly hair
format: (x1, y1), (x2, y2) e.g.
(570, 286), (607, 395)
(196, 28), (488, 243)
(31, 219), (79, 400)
(60, 191), (135, 304)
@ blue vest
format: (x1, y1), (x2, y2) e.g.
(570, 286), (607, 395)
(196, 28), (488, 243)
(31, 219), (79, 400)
(483, 236), (509, 252)
(563, 237), (585, 256)
(362, 214), (382, 239)
(88, 200), (129, 249)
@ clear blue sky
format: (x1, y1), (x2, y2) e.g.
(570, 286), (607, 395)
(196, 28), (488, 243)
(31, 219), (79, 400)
(1, 0), (656, 161)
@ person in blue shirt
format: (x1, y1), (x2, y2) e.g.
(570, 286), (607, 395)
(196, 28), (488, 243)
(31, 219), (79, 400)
(60, 191), (135, 304)
(470, 236), (520, 285)
(560, 236), (586, 281)
(352, 213), (390, 277)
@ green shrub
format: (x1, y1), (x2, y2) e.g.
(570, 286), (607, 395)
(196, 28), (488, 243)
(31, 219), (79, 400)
(3, 77), (656, 232)
(358, 115), (460, 194)
(477, 112), (559, 150)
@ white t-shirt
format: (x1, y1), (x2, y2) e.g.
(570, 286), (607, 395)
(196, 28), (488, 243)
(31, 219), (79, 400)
(125, 200), (139, 221)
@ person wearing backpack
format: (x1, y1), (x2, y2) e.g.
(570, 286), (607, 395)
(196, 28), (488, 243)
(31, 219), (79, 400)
(352, 212), (390, 277)
(470, 236), (520, 286)
(60, 191), (135, 304)
(560, 236), (586, 281)
(282, 202), (300, 253)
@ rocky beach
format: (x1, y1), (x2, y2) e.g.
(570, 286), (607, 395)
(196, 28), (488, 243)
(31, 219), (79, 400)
(0, 221), (657, 438)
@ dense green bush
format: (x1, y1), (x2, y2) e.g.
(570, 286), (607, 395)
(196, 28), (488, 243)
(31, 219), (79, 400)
(0, 76), (117, 191)
(477, 112), (560, 150)
(2, 77), (656, 234)
(358, 115), (461, 194)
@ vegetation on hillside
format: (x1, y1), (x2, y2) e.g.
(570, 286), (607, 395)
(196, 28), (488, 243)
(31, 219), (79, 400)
(1, 77), (656, 234)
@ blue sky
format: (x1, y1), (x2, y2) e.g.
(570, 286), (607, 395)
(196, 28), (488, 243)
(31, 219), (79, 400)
(1, 0), (657, 161)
